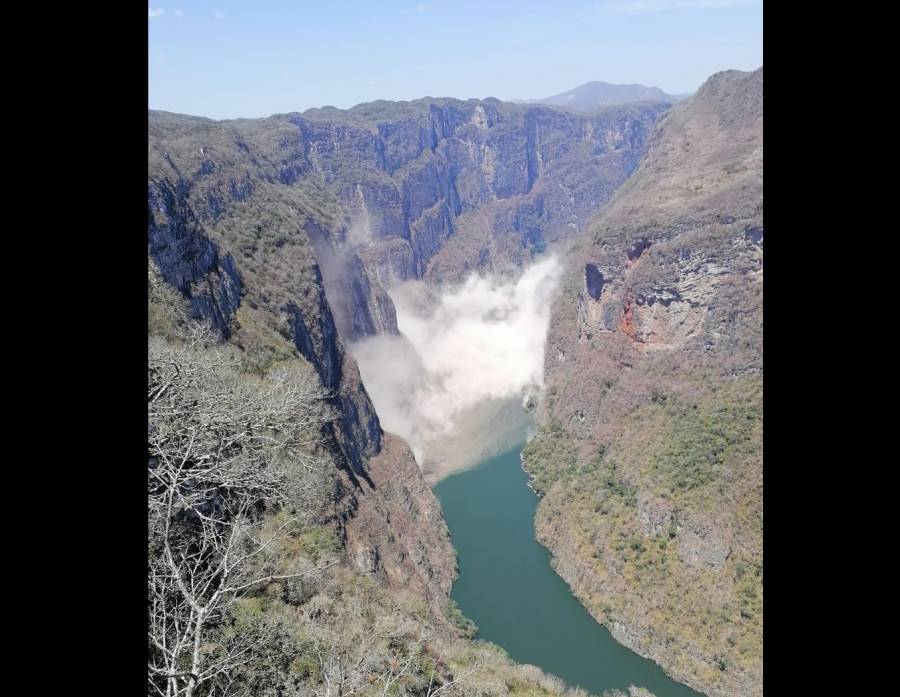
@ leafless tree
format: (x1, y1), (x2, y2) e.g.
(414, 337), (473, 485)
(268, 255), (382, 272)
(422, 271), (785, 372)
(424, 658), (481, 697)
(301, 595), (481, 697)
(309, 634), (479, 697)
(148, 326), (337, 697)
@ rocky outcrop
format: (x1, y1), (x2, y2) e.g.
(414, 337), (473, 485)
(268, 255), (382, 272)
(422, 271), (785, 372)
(279, 268), (382, 478)
(147, 179), (243, 337)
(635, 493), (678, 537)
(283, 266), (342, 391)
(677, 528), (731, 572)
(316, 249), (400, 341)
(635, 494), (731, 571)
(333, 352), (383, 478)
(360, 237), (415, 286)
(410, 202), (456, 277)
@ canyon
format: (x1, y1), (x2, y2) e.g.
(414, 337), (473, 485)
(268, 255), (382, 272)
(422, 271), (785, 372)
(148, 69), (761, 697)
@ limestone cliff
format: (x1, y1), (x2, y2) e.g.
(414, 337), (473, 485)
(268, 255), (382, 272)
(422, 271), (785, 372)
(149, 97), (666, 345)
(147, 158), (450, 605)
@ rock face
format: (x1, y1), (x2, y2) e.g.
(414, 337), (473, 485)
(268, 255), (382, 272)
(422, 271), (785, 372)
(149, 97), (666, 345)
(148, 171), (383, 485)
(344, 433), (456, 602)
(148, 179), (243, 337)
(524, 68), (763, 697)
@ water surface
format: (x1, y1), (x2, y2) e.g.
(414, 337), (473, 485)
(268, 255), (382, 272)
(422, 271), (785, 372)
(433, 445), (706, 697)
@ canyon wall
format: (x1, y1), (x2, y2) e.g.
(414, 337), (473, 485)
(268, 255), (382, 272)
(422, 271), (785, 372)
(523, 68), (763, 697)
(148, 95), (667, 608)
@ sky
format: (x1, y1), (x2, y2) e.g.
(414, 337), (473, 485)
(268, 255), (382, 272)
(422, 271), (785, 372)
(148, 0), (763, 120)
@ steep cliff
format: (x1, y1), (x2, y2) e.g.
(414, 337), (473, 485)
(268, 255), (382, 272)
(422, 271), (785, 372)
(147, 179), (243, 337)
(523, 68), (763, 697)
(149, 97), (666, 345)
(147, 163), (446, 608)
(344, 433), (457, 604)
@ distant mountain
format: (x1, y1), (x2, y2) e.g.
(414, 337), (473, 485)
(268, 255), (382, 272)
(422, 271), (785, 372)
(516, 81), (686, 112)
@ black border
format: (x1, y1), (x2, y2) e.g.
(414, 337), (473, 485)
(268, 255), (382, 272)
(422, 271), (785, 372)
(49, 2), (837, 694)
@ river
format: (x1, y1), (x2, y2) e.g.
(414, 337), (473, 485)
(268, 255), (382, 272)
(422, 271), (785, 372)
(432, 443), (707, 697)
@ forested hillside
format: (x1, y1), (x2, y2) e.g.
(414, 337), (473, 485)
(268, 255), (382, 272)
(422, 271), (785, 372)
(523, 68), (763, 697)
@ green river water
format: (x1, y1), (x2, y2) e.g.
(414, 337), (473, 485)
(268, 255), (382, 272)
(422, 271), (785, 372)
(432, 444), (706, 697)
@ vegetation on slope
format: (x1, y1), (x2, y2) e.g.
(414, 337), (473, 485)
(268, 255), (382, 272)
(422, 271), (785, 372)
(148, 270), (634, 697)
(523, 68), (763, 697)
(524, 375), (762, 690)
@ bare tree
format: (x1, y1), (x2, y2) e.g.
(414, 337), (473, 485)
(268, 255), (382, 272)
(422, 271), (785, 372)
(148, 327), (336, 697)
(300, 592), (482, 697)
(309, 633), (479, 697)
(424, 658), (481, 697)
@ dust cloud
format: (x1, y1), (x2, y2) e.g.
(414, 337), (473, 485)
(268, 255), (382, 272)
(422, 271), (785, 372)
(349, 256), (561, 480)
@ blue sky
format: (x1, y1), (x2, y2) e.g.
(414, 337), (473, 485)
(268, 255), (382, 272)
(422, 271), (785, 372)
(148, 1), (762, 120)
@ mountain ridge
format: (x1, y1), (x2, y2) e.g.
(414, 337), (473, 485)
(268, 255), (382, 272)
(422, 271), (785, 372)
(514, 81), (688, 112)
